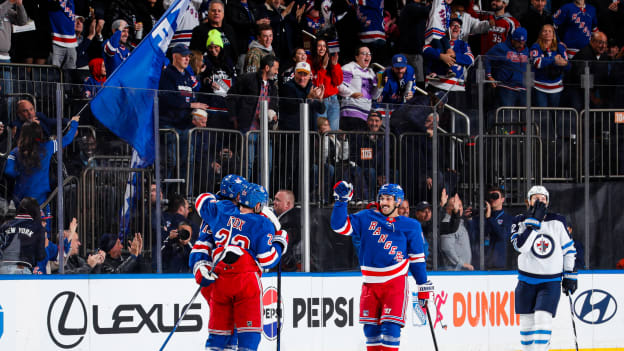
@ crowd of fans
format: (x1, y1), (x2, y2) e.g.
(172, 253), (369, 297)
(1, 0), (624, 274)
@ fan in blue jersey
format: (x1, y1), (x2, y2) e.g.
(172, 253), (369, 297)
(529, 24), (570, 107)
(331, 181), (433, 351)
(553, 0), (598, 59)
(511, 185), (577, 351)
(193, 181), (287, 351)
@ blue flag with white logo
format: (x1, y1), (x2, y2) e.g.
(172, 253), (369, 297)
(90, 0), (190, 165)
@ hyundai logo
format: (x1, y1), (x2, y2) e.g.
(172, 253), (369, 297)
(47, 292), (87, 349)
(573, 289), (617, 325)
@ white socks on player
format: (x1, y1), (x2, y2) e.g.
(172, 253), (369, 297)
(519, 311), (553, 351)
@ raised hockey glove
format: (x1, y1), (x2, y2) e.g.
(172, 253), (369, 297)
(194, 263), (218, 287)
(273, 230), (289, 255)
(333, 181), (354, 202)
(418, 280), (435, 307)
(562, 271), (578, 296)
(525, 201), (547, 230)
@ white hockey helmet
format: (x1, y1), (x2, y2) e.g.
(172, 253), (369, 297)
(527, 185), (549, 203)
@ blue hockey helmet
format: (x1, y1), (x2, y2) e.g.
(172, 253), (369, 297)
(378, 183), (405, 203)
(219, 174), (247, 200)
(239, 183), (269, 209)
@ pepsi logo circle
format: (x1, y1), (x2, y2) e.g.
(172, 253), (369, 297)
(262, 287), (283, 340)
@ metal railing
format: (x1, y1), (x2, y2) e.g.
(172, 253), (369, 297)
(580, 109), (624, 179)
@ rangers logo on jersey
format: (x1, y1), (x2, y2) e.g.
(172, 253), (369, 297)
(531, 234), (555, 258)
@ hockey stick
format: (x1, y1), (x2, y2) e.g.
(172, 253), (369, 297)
(159, 222), (234, 351)
(568, 294), (579, 351)
(426, 301), (440, 351)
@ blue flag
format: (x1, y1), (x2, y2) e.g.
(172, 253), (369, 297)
(90, 0), (190, 165)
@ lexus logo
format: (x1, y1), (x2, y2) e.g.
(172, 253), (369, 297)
(573, 289), (617, 325)
(47, 292), (87, 348)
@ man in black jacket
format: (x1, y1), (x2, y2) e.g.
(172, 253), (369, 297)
(99, 233), (143, 274)
(518, 0), (553, 47)
(278, 62), (325, 130)
(226, 0), (256, 62)
(0, 197), (45, 274)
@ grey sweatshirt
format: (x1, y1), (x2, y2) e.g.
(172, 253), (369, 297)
(0, 1), (28, 60)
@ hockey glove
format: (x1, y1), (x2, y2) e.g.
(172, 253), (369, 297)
(333, 181), (354, 202)
(418, 280), (435, 307)
(525, 201), (547, 230)
(273, 230), (289, 255)
(194, 263), (218, 287)
(562, 271), (578, 296)
(533, 200), (547, 221)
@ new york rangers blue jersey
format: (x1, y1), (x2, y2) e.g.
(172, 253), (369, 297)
(103, 30), (131, 76)
(49, 0), (77, 48)
(424, 38), (474, 91)
(530, 43), (570, 93)
(189, 199), (239, 270)
(331, 202), (428, 284)
(511, 213), (576, 284)
(193, 193), (281, 273)
(351, 0), (386, 43)
(553, 2), (597, 58)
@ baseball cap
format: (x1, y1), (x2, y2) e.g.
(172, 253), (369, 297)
(171, 44), (191, 56)
(368, 110), (382, 119)
(295, 61), (311, 74)
(392, 54), (408, 68)
(512, 27), (527, 42)
(206, 29), (224, 48)
(99, 233), (118, 253)
(415, 201), (432, 211)
(450, 17), (463, 27)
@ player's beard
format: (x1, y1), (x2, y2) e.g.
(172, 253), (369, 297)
(381, 204), (397, 216)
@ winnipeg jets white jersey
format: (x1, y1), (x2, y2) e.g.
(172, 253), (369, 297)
(511, 213), (576, 284)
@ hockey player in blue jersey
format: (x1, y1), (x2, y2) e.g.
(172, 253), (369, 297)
(511, 185), (577, 351)
(331, 181), (433, 351)
(193, 182), (287, 351)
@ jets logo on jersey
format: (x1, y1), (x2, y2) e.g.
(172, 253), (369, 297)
(262, 287), (283, 340)
(531, 234), (555, 258)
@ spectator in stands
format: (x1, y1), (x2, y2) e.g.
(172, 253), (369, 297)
(352, 110), (385, 201)
(11, 99), (69, 141)
(254, 0), (304, 62)
(190, 0), (237, 61)
(529, 24), (569, 108)
(273, 189), (301, 271)
(227, 55), (279, 178)
(0, 197), (45, 274)
(10, 0), (50, 65)
(103, 19), (131, 75)
(99, 233), (143, 273)
(226, 0), (257, 64)
(472, 0), (520, 55)
(63, 218), (105, 274)
(5, 116), (79, 205)
(449, 4), (490, 42)
(518, 0), (552, 47)
(483, 186), (514, 269)
(243, 24), (275, 73)
(338, 46), (381, 131)
(0, 0), (28, 63)
(398, 198), (410, 217)
(440, 193), (474, 270)
(351, 0), (385, 63)
(158, 44), (208, 173)
(565, 31), (610, 111)
(485, 27), (529, 109)
(380, 54), (416, 106)
(49, 0), (77, 69)
(553, 0), (597, 59)
(199, 29), (237, 130)
(280, 47), (307, 88)
(162, 193), (198, 243)
(135, 0), (165, 36)
(398, 0), (429, 87)
(313, 117), (334, 202)
(424, 19), (474, 114)
(75, 14), (98, 69)
(279, 62), (325, 131)
(161, 221), (193, 273)
(82, 58), (107, 98)
(309, 39), (343, 130)
(596, 0), (624, 54)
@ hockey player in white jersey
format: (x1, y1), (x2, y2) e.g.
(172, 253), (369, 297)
(511, 185), (577, 351)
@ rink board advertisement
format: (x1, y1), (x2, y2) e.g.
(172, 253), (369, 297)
(0, 272), (622, 351)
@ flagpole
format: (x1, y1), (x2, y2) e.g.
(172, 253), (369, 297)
(154, 90), (163, 274)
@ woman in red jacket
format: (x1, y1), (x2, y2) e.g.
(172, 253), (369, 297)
(309, 39), (343, 130)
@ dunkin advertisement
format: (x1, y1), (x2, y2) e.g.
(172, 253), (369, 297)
(0, 272), (621, 350)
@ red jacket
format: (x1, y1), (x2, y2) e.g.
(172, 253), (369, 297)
(308, 59), (343, 98)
